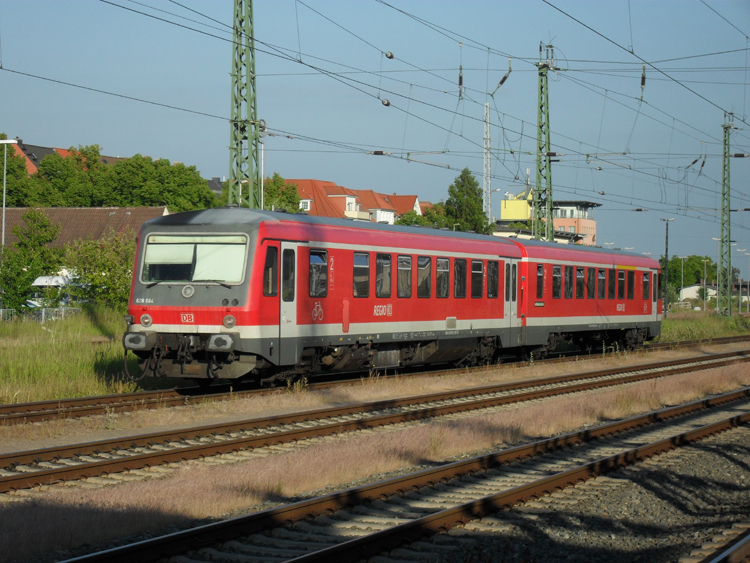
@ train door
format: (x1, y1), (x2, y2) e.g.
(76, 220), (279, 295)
(279, 242), (300, 366)
(504, 258), (523, 346)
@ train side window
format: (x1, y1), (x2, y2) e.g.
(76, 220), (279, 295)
(436, 258), (450, 298)
(263, 246), (278, 297)
(598, 269), (606, 299)
(488, 261), (499, 299)
(564, 266), (574, 299)
(309, 250), (328, 298)
(576, 267), (585, 299)
(376, 254), (391, 298)
(511, 264), (517, 302)
(417, 256), (431, 298)
(471, 260), (483, 298)
(587, 267), (595, 299)
(608, 269), (616, 299)
(282, 249), (295, 302)
(397, 255), (412, 298)
(617, 270), (625, 300)
(536, 264), (544, 299)
(505, 263), (511, 301)
(353, 252), (369, 298)
(643, 272), (650, 300)
(627, 270), (635, 300)
(454, 259), (467, 298)
(552, 265), (562, 299)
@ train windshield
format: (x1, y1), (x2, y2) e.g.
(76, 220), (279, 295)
(141, 234), (248, 284)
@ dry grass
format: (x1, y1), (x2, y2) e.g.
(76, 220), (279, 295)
(3, 363), (750, 563)
(1, 343), (745, 453)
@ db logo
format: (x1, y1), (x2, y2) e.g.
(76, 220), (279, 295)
(181, 313), (195, 323)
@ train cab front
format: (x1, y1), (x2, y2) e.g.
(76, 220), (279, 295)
(123, 230), (266, 382)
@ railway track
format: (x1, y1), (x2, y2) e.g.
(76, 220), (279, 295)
(58, 382), (750, 562)
(2, 334), (749, 427)
(2, 350), (748, 496)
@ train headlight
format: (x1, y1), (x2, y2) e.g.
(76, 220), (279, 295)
(140, 314), (153, 327)
(223, 314), (236, 328)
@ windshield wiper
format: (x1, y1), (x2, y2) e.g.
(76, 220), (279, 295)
(195, 280), (233, 289)
(145, 280), (165, 288)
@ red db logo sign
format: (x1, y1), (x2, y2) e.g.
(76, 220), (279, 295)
(181, 313), (194, 323)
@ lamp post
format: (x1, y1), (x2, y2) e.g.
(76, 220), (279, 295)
(702, 259), (709, 312)
(660, 218), (674, 317)
(1, 139), (18, 258)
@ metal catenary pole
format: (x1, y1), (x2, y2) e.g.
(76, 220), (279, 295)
(228, 0), (263, 209)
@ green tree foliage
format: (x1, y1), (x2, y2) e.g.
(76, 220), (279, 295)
(394, 203), (449, 229)
(263, 173), (299, 212)
(28, 146), (115, 207)
(444, 168), (493, 234)
(0, 209), (62, 310)
(0, 134), (33, 207)
(660, 255), (717, 291)
(105, 155), (215, 212)
(64, 229), (136, 312)
(2, 137), (215, 212)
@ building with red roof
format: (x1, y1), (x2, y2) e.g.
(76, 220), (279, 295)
(288, 179), (421, 224)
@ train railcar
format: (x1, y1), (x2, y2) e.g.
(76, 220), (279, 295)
(123, 208), (662, 384)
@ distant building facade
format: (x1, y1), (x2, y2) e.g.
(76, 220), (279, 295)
(288, 179), (422, 225)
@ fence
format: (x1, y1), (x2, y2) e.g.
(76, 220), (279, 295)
(0, 307), (81, 323)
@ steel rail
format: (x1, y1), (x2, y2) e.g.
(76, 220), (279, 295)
(58, 386), (750, 563)
(1, 351), (748, 494)
(3, 334), (748, 426)
(699, 531), (750, 563)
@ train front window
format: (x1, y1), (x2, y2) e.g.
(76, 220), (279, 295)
(142, 234), (248, 284)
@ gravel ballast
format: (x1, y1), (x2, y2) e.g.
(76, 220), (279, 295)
(426, 425), (750, 563)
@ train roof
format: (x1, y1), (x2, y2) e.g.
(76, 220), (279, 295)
(143, 208), (660, 269)
(142, 207), (521, 246)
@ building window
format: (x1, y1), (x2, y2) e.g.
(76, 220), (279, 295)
(299, 201), (310, 211)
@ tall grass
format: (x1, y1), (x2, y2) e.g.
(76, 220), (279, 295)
(0, 307), (164, 404)
(660, 310), (750, 342)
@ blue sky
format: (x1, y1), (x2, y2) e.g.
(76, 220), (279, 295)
(2, 0), (750, 266)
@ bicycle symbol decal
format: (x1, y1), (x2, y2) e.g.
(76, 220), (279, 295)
(312, 301), (324, 322)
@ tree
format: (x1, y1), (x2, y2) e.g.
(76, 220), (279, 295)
(0, 209), (62, 310)
(103, 155), (215, 212)
(444, 168), (492, 234)
(64, 228), (136, 311)
(0, 133), (34, 207)
(263, 174), (299, 212)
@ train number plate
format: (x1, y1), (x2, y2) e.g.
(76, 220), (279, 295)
(181, 313), (195, 323)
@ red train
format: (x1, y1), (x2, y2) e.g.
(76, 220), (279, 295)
(123, 209), (662, 385)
